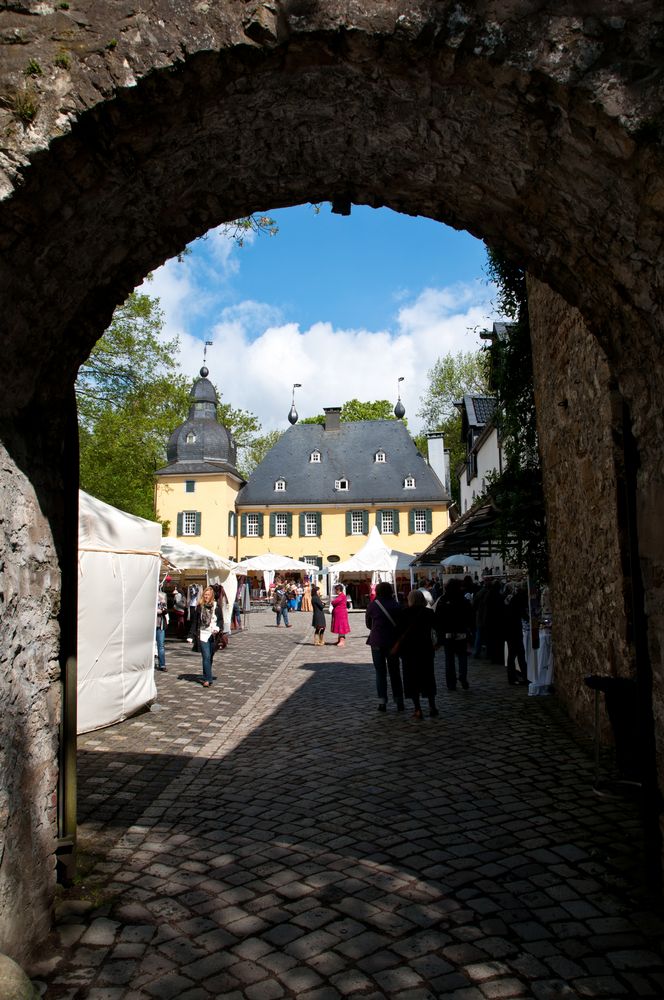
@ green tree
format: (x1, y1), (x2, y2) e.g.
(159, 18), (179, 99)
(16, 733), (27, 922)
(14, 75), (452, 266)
(77, 293), (265, 520)
(240, 429), (284, 478)
(483, 248), (547, 582)
(301, 398), (397, 424)
(417, 351), (491, 504)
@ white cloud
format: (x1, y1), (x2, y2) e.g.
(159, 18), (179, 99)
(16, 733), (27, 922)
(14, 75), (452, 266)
(164, 283), (495, 435)
(139, 233), (497, 436)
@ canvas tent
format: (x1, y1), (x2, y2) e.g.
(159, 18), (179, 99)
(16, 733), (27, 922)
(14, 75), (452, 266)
(160, 537), (239, 614)
(327, 527), (415, 588)
(78, 491), (162, 734)
(234, 552), (317, 592)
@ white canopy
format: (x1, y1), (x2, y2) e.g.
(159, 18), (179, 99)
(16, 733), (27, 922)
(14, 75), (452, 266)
(78, 491), (162, 734)
(234, 552), (316, 592)
(160, 537), (238, 621)
(327, 527), (415, 586)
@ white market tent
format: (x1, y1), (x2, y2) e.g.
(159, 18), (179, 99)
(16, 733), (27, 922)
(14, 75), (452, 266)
(234, 552), (316, 592)
(327, 526), (415, 588)
(160, 537), (239, 618)
(78, 491), (162, 734)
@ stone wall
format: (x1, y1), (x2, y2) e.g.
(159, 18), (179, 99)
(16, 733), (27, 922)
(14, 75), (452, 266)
(528, 278), (631, 733)
(1, 0), (664, 961)
(0, 440), (62, 963)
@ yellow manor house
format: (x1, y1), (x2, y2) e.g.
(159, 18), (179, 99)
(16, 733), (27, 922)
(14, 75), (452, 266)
(155, 367), (451, 569)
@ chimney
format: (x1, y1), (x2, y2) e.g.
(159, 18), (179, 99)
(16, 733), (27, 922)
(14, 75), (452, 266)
(324, 407), (342, 431)
(426, 432), (449, 493)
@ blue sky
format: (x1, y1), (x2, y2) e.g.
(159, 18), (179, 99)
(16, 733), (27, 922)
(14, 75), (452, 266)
(145, 203), (497, 434)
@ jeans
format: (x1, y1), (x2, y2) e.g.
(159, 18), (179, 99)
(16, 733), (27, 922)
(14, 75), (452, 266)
(276, 606), (290, 626)
(200, 636), (215, 683)
(155, 627), (166, 668)
(371, 646), (404, 704)
(444, 639), (468, 689)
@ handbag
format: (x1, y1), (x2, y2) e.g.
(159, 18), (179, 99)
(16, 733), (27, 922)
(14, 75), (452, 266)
(214, 631), (228, 650)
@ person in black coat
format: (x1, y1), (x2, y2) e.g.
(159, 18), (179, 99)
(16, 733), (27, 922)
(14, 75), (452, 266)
(394, 589), (437, 719)
(311, 586), (326, 645)
(365, 581), (404, 713)
(435, 577), (474, 690)
(504, 583), (529, 685)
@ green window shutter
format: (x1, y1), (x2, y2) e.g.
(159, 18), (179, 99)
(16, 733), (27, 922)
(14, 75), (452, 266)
(315, 512), (322, 537)
(376, 510), (383, 533)
(286, 513), (293, 537)
(240, 513), (247, 537)
(299, 513), (306, 537)
(362, 510), (369, 534)
(195, 512), (202, 536)
(257, 513), (264, 537)
(393, 510), (400, 535)
(408, 510), (415, 534)
(425, 508), (432, 533)
(177, 512), (183, 536)
(269, 512), (276, 537)
(315, 556), (323, 570)
(345, 511), (352, 535)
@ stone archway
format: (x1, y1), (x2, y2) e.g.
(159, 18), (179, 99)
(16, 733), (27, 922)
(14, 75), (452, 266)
(1, 1), (664, 963)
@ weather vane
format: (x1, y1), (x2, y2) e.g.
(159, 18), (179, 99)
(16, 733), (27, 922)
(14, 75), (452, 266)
(288, 383), (302, 425)
(203, 340), (213, 364)
(394, 376), (405, 419)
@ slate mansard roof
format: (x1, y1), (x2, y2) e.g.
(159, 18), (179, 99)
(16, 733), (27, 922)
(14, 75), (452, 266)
(237, 419), (450, 506)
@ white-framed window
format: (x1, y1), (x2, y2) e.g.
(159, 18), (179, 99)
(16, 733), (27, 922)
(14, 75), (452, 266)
(413, 509), (427, 533)
(186, 432), (196, 444)
(335, 478), (349, 491)
(375, 450), (386, 463)
(274, 513), (289, 536)
(275, 479), (286, 491)
(381, 510), (394, 534)
(302, 556), (321, 569)
(404, 476), (416, 489)
(246, 513), (260, 537)
(304, 513), (319, 536)
(182, 511), (198, 536)
(351, 511), (364, 535)
(310, 450), (321, 463)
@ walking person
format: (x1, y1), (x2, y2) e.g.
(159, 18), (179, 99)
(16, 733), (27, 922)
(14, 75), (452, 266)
(435, 577), (474, 690)
(155, 589), (168, 672)
(311, 585), (326, 645)
(365, 581), (404, 712)
(330, 583), (351, 647)
(194, 585), (223, 688)
(504, 583), (529, 685)
(272, 581), (292, 627)
(393, 589), (437, 719)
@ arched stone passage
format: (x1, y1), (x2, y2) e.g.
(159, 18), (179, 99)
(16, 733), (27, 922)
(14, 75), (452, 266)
(1, 1), (664, 963)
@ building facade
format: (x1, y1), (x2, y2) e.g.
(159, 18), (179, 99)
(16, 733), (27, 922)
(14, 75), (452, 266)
(156, 380), (451, 568)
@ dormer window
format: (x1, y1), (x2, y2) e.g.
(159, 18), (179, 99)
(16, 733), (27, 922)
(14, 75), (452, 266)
(275, 479), (286, 492)
(335, 479), (349, 491)
(310, 450), (321, 463)
(375, 450), (386, 463)
(186, 432), (196, 444)
(404, 476), (416, 489)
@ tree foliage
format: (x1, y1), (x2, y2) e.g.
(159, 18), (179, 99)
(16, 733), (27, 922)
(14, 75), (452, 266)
(77, 292), (265, 521)
(484, 249), (547, 582)
(417, 351), (491, 504)
(301, 398), (397, 425)
(240, 429), (284, 479)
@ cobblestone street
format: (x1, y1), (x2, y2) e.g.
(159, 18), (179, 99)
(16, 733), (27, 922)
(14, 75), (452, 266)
(38, 610), (664, 999)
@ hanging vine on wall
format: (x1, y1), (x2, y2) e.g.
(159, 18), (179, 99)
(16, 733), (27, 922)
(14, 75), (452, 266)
(483, 248), (548, 583)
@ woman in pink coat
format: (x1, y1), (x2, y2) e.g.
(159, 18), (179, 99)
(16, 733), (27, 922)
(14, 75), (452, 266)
(330, 584), (351, 646)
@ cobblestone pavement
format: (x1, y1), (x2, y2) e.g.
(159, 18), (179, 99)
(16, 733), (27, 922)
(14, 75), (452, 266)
(36, 610), (664, 999)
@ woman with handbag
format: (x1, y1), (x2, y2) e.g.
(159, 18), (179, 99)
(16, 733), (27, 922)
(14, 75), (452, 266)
(365, 581), (404, 712)
(394, 589), (438, 719)
(194, 585), (223, 688)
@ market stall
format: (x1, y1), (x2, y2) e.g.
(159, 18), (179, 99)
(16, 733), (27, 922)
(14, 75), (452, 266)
(77, 491), (161, 734)
(326, 527), (415, 607)
(159, 538), (238, 633)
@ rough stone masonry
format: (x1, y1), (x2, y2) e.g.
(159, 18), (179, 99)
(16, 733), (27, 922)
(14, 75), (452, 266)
(1, 0), (664, 966)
